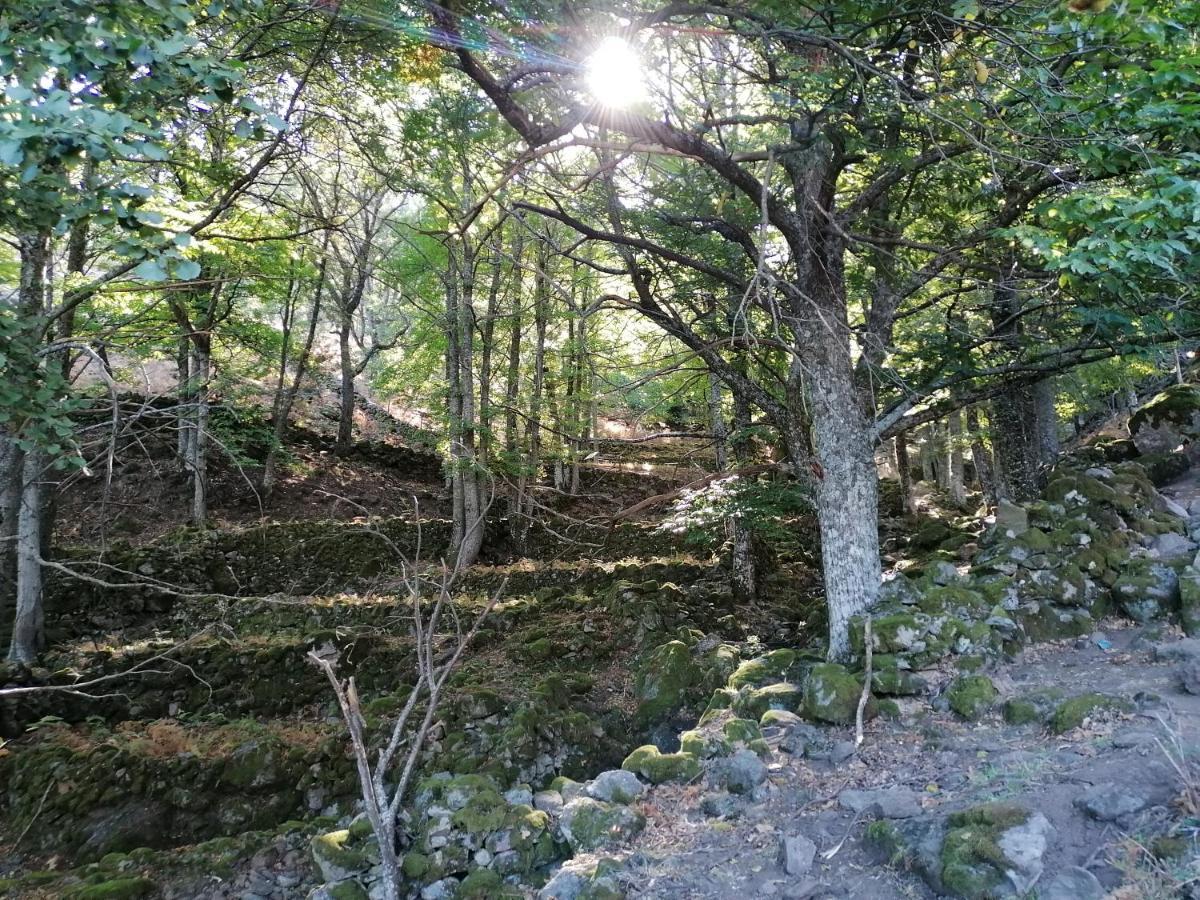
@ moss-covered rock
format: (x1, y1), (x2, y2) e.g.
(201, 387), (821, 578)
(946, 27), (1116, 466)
(620, 745), (701, 784)
(679, 729), (732, 759)
(1001, 688), (1063, 726)
(1111, 558), (1180, 622)
(802, 664), (873, 725)
(945, 675), (997, 721)
(1129, 384), (1200, 455)
(939, 803), (1049, 900)
(1049, 693), (1131, 734)
(558, 797), (646, 852)
(727, 649), (795, 689)
(733, 682), (803, 720)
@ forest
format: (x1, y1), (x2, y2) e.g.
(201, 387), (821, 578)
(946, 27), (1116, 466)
(1, 1), (1199, 898)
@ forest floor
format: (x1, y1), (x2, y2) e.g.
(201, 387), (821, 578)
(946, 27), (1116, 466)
(606, 620), (1200, 899)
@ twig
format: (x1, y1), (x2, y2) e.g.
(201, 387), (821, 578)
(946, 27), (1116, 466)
(13, 779), (54, 847)
(855, 615), (873, 749)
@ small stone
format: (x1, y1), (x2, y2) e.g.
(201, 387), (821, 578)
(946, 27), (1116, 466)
(1074, 783), (1151, 822)
(778, 832), (817, 876)
(828, 740), (856, 763)
(781, 878), (821, 900)
(1040, 866), (1105, 900)
(503, 785), (534, 806)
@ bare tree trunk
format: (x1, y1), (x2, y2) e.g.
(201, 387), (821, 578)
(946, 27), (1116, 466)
(478, 239), (503, 466)
(189, 340), (210, 526)
(801, 340), (880, 661)
(729, 385), (756, 602)
(965, 405), (997, 506)
(947, 409), (966, 508)
(6, 231), (50, 663)
(446, 247), (484, 569)
(1033, 379), (1059, 467)
(176, 331), (193, 467)
(708, 372), (728, 472)
(0, 430), (22, 641)
(337, 311), (355, 451)
(918, 424), (936, 483)
(894, 433), (915, 516)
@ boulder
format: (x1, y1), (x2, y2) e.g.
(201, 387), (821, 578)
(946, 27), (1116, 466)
(1111, 559), (1180, 622)
(1129, 383), (1200, 457)
(585, 770), (645, 805)
(994, 500), (1029, 537)
(838, 787), (922, 819)
(1180, 565), (1200, 636)
(940, 804), (1053, 899)
(1049, 693), (1131, 734)
(1179, 658), (1200, 695)
(620, 745), (701, 784)
(1074, 783), (1152, 822)
(728, 649), (796, 688)
(802, 664), (873, 725)
(1040, 867), (1105, 900)
(706, 748), (767, 795)
(1149, 532), (1198, 566)
(558, 797), (645, 852)
(778, 832), (817, 876)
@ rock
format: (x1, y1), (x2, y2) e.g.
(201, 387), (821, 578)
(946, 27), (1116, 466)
(585, 770), (645, 805)
(780, 879), (821, 900)
(778, 832), (817, 876)
(879, 573), (922, 605)
(996, 812), (1054, 895)
(838, 787), (922, 819)
(504, 785), (534, 806)
(1111, 559), (1181, 623)
(802, 663), (873, 725)
(533, 791), (564, 816)
(994, 500), (1029, 537)
(945, 675), (998, 720)
(311, 830), (371, 884)
(1002, 688), (1063, 726)
(558, 797), (646, 852)
(1074, 783), (1151, 822)
(929, 560), (962, 585)
(633, 640), (701, 725)
(729, 649), (797, 688)
(700, 792), (745, 819)
(1049, 693), (1131, 733)
(707, 748), (768, 794)
(939, 804), (1053, 899)
(1181, 566), (1200, 637)
(1153, 638), (1200, 662)
(538, 867), (586, 900)
(1178, 658), (1200, 695)
(621, 745), (701, 784)
(1149, 532), (1198, 565)
(1129, 384), (1200, 456)
(1040, 866), (1105, 900)
(420, 879), (458, 900)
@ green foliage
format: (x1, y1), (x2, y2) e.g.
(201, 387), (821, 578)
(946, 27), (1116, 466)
(659, 474), (810, 545)
(0, 312), (84, 467)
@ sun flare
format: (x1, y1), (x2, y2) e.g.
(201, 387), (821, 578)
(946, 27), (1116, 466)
(585, 36), (647, 108)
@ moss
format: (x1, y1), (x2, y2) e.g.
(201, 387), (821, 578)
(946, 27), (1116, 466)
(621, 745), (701, 784)
(328, 882), (369, 900)
(634, 640), (699, 724)
(945, 675), (997, 721)
(802, 663), (873, 724)
(864, 820), (907, 864)
(1049, 693), (1131, 734)
(402, 852), (431, 879)
(940, 803), (1030, 900)
(680, 729), (732, 759)
(1045, 473), (1121, 509)
(1130, 384), (1200, 433)
(735, 682), (803, 720)
(562, 798), (646, 851)
(63, 878), (157, 899)
(457, 868), (504, 897)
(311, 830), (371, 876)
(877, 698), (902, 719)
(727, 649), (795, 688)
(722, 718), (763, 744)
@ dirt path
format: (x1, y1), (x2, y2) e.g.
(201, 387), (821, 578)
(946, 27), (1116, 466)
(603, 622), (1200, 899)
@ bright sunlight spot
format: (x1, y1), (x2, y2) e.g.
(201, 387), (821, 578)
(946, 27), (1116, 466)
(585, 36), (646, 108)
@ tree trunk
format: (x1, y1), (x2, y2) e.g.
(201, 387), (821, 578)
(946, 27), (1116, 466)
(337, 312), (355, 451)
(1033, 379), (1059, 466)
(176, 331), (193, 467)
(894, 433), (915, 516)
(800, 340), (880, 661)
(918, 424), (936, 483)
(965, 405), (997, 506)
(189, 340), (210, 526)
(478, 240), (503, 466)
(0, 430), (22, 641)
(947, 410), (966, 508)
(729, 384), (756, 602)
(708, 372), (728, 472)
(7, 450), (45, 664)
(446, 247), (484, 570)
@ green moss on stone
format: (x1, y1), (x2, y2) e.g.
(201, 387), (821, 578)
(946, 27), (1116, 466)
(802, 664), (873, 725)
(945, 675), (997, 721)
(63, 879), (157, 900)
(940, 803), (1030, 900)
(1049, 693), (1131, 734)
(727, 649), (795, 688)
(621, 745), (701, 784)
